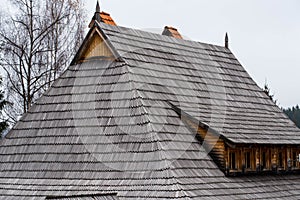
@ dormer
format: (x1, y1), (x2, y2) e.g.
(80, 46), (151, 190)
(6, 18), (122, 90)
(171, 104), (300, 177)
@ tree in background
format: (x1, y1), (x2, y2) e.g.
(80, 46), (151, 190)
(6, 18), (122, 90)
(0, 77), (8, 136)
(283, 105), (300, 128)
(263, 82), (277, 105)
(262, 82), (300, 128)
(0, 0), (86, 124)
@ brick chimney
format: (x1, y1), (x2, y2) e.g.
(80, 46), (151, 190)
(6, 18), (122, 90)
(162, 26), (183, 39)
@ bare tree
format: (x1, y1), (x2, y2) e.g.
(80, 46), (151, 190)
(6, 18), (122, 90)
(0, 0), (85, 124)
(0, 76), (9, 136)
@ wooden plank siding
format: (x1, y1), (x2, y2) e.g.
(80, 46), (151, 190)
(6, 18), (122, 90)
(71, 27), (116, 65)
(225, 144), (300, 176)
(81, 33), (114, 61)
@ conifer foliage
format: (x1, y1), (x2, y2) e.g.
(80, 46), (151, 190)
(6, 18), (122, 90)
(283, 105), (300, 128)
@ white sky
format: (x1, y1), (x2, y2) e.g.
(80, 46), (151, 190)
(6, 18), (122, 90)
(85, 0), (300, 108)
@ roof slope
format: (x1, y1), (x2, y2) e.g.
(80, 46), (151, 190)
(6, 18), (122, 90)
(0, 22), (300, 199)
(99, 22), (300, 144)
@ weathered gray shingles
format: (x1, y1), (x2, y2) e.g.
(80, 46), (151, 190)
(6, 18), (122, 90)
(1, 23), (300, 199)
(0, 58), (221, 199)
(99, 23), (300, 144)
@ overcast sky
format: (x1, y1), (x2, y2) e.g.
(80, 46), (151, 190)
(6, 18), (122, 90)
(85, 0), (300, 108)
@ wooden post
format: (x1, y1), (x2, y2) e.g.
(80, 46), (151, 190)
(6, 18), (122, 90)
(267, 148), (272, 170)
(287, 146), (291, 171)
(237, 149), (241, 171)
(224, 146), (229, 174)
(272, 147), (278, 171)
(259, 147), (262, 171)
(256, 148), (260, 172)
(241, 147), (245, 173)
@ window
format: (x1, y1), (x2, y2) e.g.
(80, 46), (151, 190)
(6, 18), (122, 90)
(244, 152), (251, 169)
(278, 152), (283, 168)
(292, 151), (299, 168)
(262, 152), (267, 169)
(293, 152), (297, 167)
(230, 152), (236, 169)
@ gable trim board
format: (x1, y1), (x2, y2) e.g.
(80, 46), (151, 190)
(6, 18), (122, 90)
(0, 19), (300, 199)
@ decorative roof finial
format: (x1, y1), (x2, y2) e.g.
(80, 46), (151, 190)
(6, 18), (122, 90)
(96, 0), (101, 13)
(225, 32), (229, 49)
(94, 0), (101, 22)
(89, 0), (102, 28)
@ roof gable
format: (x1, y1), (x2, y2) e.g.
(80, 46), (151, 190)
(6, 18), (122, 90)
(71, 25), (118, 65)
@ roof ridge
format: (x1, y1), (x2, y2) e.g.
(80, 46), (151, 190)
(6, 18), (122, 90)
(115, 40), (190, 181)
(125, 64), (166, 143)
(123, 65), (192, 190)
(99, 22), (231, 50)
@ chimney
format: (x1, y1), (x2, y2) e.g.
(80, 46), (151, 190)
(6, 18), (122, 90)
(89, 1), (117, 28)
(162, 26), (183, 39)
(100, 12), (117, 26)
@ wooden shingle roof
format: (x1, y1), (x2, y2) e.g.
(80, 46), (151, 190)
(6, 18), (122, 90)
(99, 22), (300, 144)
(0, 22), (300, 199)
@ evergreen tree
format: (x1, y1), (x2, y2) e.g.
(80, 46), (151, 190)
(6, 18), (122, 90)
(263, 82), (277, 104)
(283, 105), (300, 128)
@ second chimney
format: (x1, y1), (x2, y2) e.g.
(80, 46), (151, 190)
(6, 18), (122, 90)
(162, 26), (183, 39)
